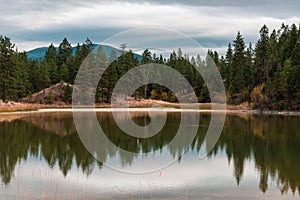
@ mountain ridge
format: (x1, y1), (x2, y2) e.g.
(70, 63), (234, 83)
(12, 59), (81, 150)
(26, 44), (142, 61)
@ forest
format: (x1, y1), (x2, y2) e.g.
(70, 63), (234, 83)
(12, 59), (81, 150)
(0, 23), (300, 110)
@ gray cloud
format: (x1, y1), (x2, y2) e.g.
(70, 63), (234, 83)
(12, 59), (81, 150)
(1, 0), (299, 53)
(140, 0), (292, 6)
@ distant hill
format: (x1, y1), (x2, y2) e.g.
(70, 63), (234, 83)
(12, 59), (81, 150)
(26, 44), (142, 61)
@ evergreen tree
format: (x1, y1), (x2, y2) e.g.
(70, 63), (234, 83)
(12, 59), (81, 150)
(279, 59), (293, 109)
(63, 83), (72, 104)
(66, 55), (75, 83)
(268, 29), (279, 78)
(285, 24), (298, 60)
(141, 49), (152, 64)
(37, 61), (50, 91)
(57, 38), (72, 82)
(244, 43), (255, 102)
(60, 63), (69, 82)
(28, 60), (40, 92)
(45, 44), (58, 84)
(96, 46), (108, 102)
(254, 25), (270, 84)
(229, 32), (247, 102)
(0, 36), (17, 101)
(45, 43), (57, 61)
(57, 38), (72, 66)
(291, 37), (300, 67)
(140, 49), (153, 98)
(15, 52), (31, 99)
(0, 24), (299, 109)
(224, 43), (233, 90)
(278, 23), (289, 64)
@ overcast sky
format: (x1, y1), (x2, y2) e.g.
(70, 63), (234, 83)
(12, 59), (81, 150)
(1, 0), (300, 54)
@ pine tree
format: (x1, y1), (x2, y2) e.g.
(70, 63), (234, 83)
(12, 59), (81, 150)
(96, 46), (108, 102)
(66, 55), (75, 83)
(279, 59), (293, 109)
(268, 29), (279, 78)
(224, 43), (233, 90)
(285, 24), (298, 60)
(254, 25), (270, 84)
(60, 63), (69, 82)
(290, 37), (300, 108)
(0, 36), (17, 101)
(219, 55), (227, 82)
(244, 43), (254, 102)
(278, 23), (289, 64)
(15, 52), (31, 99)
(63, 83), (72, 104)
(0, 24), (299, 109)
(141, 49), (152, 64)
(57, 38), (72, 66)
(107, 61), (118, 102)
(140, 49), (153, 98)
(28, 60), (40, 92)
(45, 44), (58, 84)
(57, 38), (72, 82)
(45, 43), (57, 61)
(193, 54), (205, 99)
(291, 37), (300, 67)
(229, 32), (247, 102)
(38, 61), (50, 90)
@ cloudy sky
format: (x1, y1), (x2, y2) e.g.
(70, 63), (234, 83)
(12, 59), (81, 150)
(1, 0), (300, 54)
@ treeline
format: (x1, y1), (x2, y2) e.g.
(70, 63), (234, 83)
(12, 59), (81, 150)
(216, 23), (300, 110)
(97, 23), (300, 110)
(0, 35), (210, 104)
(96, 47), (209, 103)
(0, 36), (93, 102)
(0, 23), (300, 110)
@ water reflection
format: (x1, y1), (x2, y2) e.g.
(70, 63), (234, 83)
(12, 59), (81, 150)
(0, 112), (299, 195)
(209, 114), (300, 195)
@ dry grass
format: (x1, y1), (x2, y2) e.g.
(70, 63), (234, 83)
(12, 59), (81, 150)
(0, 98), (253, 113)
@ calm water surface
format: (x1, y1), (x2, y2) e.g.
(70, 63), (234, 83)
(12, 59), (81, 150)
(0, 111), (299, 199)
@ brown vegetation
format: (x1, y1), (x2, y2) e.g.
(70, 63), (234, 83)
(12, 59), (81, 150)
(21, 82), (72, 104)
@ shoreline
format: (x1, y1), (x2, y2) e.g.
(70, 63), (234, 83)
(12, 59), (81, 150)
(0, 100), (300, 116)
(0, 107), (300, 117)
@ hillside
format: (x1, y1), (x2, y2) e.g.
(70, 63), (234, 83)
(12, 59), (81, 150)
(21, 82), (72, 104)
(26, 44), (142, 61)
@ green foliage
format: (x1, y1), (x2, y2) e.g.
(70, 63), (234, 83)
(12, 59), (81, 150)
(222, 23), (300, 110)
(228, 32), (247, 103)
(60, 63), (69, 82)
(0, 36), (17, 101)
(141, 49), (152, 64)
(63, 84), (72, 104)
(0, 23), (300, 110)
(47, 90), (54, 104)
(254, 25), (270, 84)
(0, 36), (91, 103)
(57, 38), (72, 67)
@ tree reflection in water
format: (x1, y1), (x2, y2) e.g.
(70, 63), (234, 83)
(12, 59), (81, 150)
(0, 112), (299, 195)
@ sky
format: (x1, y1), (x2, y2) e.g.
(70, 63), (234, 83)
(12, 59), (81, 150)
(1, 0), (300, 55)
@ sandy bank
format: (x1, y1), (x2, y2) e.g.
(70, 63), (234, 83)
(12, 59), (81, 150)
(0, 100), (299, 116)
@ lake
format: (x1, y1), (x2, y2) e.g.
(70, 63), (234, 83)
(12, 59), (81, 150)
(0, 111), (299, 199)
